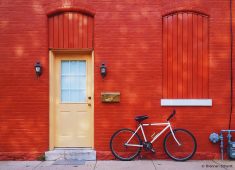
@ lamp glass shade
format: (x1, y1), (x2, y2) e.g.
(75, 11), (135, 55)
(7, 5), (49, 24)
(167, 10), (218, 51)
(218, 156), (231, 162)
(35, 66), (41, 73)
(35, 62), (42, 76)
(101, 67), (106, 73)
(100, 63), (107, 78)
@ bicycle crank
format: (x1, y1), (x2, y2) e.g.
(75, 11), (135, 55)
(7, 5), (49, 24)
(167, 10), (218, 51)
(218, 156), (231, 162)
(142, 142), (156, 153)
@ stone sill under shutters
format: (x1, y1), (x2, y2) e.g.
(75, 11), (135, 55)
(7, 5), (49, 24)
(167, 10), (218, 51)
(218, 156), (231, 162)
(161, 99), (212, 106)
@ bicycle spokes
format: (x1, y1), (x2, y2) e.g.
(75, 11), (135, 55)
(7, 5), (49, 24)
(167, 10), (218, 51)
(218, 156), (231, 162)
(164, 129), (197, 161)
(110, 129), (142, 161)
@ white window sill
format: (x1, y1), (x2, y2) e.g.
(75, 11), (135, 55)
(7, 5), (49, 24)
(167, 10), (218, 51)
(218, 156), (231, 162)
(161, 99), (212, 106)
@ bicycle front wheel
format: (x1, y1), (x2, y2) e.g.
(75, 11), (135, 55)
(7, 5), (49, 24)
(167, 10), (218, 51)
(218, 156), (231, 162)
(163, 128), (197, 161)
(110, 128), (142, 161)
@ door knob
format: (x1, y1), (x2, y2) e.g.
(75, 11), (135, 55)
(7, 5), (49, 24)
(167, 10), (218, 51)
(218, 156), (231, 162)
(88, 96), (91, 100)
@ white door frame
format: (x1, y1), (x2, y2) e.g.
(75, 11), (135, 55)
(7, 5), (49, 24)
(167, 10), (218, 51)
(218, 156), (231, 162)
(49, 49), (94, 150)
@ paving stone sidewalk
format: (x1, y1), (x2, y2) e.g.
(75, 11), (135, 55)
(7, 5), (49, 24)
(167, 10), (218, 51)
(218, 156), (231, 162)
(0, 160), (235, 170)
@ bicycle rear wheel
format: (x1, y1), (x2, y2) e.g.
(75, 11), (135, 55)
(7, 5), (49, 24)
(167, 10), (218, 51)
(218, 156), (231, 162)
(110, 128), (142, 161)
(163, 128), (197, 161)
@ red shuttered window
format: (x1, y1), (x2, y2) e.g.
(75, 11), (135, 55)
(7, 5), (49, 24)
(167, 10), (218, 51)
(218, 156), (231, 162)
(162, 12), (209, 99)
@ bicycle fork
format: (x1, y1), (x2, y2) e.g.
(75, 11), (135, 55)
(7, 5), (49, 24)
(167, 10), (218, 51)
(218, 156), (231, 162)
(169, 124), (181, 146)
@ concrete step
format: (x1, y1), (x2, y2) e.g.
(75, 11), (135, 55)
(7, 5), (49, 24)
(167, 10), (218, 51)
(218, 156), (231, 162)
(45, 149), (96, 161)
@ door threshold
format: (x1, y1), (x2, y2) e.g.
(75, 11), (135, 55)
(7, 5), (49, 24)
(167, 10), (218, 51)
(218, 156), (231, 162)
(55, 147), (93, 150)
(45, 148), (96, 161)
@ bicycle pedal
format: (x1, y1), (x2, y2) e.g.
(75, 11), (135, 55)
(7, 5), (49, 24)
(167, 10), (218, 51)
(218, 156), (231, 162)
(150, 148), (156, 153)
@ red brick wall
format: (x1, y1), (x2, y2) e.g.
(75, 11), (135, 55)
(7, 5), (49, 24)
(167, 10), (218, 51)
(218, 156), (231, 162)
(0, 0), (50, 160)
(93, 0), (234, 160)
(0, 0), (234, 160)
(232, 0), (235, 130)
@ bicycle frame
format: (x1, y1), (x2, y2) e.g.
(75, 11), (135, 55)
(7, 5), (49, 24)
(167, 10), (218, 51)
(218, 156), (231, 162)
(125, 122), (181, 147)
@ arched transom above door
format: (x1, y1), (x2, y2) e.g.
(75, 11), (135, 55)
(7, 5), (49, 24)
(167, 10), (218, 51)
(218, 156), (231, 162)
(48, 12), (94, 49)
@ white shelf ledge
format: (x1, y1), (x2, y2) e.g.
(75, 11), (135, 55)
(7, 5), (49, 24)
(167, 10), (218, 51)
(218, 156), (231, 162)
(161, 99), (212, 106)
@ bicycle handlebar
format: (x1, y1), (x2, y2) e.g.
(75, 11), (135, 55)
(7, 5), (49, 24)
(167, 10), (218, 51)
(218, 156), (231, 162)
(167, 110), (176, 121)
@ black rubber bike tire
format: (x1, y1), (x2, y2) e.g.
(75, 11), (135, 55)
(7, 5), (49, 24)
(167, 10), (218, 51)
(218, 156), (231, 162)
(163, 128), (197, 161)
(110, 128), (142, 161)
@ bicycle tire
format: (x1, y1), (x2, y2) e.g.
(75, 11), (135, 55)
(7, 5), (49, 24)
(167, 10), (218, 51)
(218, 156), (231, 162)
(163, 128), (197, 161)
(110, 128), (142, 161)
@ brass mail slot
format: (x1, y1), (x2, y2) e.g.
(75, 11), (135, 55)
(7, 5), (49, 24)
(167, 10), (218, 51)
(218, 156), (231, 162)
(101, 92), (120, 103)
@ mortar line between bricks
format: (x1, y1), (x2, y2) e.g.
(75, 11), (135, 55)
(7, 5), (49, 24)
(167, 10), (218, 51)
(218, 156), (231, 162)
(32, 161), (44, 170)
(152, 160), (157, 170)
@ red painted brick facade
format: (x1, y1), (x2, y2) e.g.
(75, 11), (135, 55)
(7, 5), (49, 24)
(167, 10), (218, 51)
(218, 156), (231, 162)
(0, 0), (234, 160)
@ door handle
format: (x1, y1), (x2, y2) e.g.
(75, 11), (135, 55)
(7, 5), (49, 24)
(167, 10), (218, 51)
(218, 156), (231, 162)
(88, 96), (92, 106)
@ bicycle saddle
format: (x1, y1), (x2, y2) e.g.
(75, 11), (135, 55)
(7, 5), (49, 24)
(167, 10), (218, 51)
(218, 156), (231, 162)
(135, 115), (148, 123)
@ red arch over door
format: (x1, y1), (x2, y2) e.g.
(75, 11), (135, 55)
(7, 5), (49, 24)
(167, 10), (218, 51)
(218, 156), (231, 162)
(48, 12), (94, 49)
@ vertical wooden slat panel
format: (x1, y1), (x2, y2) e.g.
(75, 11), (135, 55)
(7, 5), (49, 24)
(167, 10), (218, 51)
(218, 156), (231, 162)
(68, 13), (74, 48)
(187, 13), (193, 98)
(177, 13), (183, 98)
(82, 16), (88, 48)
(192, 14), (198, 98)
(78, 14), (83, 48)
(63, 13), (69, 48)
(53, 15), (59, 48)
(202, 17), (209, 98)
(73, 13), (79, 48)
(182, 13), (188, 98)
(163, 17), (168, 98)
(48, 12), (93, 49)
(172, 14), (178, 98)
(87, 16), (93, 48)
(197, 15), (203, 98)
(167, 16), (173, 98)
(162, 12), (208, 99)
(77, 13), (81, 48)
(58, 14), (64, 48)
(49, 18), (54, 48)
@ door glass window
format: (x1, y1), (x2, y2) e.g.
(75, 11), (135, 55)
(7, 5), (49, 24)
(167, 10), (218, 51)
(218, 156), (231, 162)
(61, 60), (86, 102)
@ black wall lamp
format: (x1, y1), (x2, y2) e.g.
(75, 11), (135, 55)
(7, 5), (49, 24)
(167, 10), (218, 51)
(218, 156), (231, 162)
(100, 63), (107, 79)
(34, 61), (42, 77)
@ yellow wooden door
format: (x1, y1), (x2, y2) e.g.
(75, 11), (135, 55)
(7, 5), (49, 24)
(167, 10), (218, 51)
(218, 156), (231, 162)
(54, 53), (92, 147)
